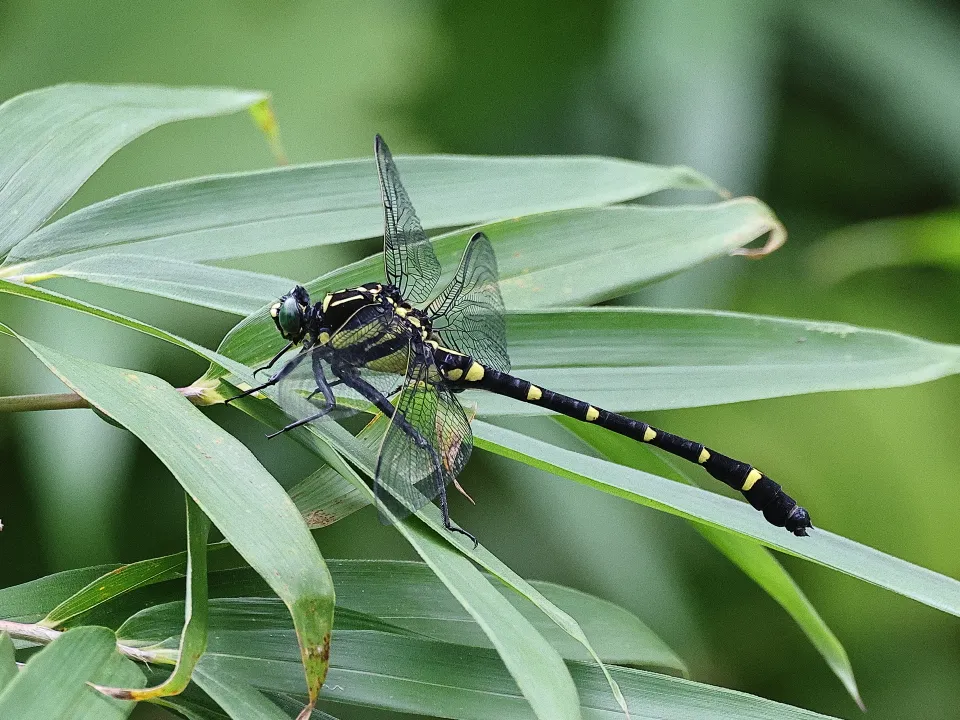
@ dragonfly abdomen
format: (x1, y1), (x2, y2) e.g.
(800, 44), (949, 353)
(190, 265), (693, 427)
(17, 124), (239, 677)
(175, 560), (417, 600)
(445, 358), (811, 537)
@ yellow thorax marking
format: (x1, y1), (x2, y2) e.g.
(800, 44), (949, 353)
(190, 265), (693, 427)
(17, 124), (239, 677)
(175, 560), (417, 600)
(642, 427), (657, 442)
(585, 406), (599, 422)
(317, 331), (331, 344)
(322, 294), (333, 312)
(465, 363), (484, 382)
(408, 315), (421, 327)
(395, 306), (409, 318)
(526, 385), (542, 401)
(698, 448), (711, 464)
(742, 469), (763, 492)
(269, 303), (280, 318)
(329, 294), (363, 308)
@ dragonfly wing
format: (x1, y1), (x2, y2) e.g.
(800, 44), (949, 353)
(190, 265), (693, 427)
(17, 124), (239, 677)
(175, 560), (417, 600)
(273, 305), (408, 421)
(376, 134), (441, 304)
(375, 342), (473, 523)
(426, 231), (510, 372)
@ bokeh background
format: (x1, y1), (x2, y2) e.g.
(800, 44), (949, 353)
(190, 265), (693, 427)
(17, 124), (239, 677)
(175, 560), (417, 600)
(2, 1), (959, 718)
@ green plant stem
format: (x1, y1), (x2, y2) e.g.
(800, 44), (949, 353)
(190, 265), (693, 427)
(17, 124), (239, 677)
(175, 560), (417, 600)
(0, 619), (174, 665)
(0, 387), (207, 413)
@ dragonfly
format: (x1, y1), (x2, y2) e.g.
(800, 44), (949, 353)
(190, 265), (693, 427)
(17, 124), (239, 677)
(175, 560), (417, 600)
(229, 135), (812, 544)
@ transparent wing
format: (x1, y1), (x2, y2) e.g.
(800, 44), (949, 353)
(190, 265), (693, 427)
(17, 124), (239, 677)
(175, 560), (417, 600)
(272, 306), (409, 423)
(376, 134), (441, 304)
(273, 349), (401, 421)
(375, 342), (473, 523)
(426, 232), (510, 372)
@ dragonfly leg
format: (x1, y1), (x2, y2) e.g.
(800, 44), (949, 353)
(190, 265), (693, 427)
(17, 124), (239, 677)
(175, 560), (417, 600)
(266, 405), (335, 438)
(253, 341), (295, 376)
(340, 370), (477, 546)
(437, 489), (478, 547)
(224, 345), (311, 404)
(268, 350), (338, 438)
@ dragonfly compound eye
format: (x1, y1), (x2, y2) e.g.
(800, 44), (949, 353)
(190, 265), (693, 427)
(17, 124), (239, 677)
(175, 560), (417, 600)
(276, 295), (304, 339)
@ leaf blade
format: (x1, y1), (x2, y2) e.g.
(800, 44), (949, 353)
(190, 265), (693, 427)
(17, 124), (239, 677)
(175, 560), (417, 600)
(5, 153), (718, 268)
(0, 626), (143, 720)
(560, 420), (860, 707)
(9, 331), (334, 709)
(473, 420), (960, 618)
(0, 83), (266, 256)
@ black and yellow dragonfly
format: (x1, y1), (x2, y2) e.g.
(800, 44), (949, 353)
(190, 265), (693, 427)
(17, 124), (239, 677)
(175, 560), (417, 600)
(230, 135), (812, 544)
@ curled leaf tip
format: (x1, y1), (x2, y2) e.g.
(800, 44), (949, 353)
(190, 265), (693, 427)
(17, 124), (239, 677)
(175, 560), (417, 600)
(731, 215), (787, 258)
(88, 681), (136, 700)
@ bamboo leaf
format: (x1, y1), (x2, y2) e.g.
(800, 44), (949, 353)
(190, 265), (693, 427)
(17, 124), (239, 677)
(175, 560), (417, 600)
(49, 254), (293, 316)
(325, 560), (684, 674)
(7, 199), (781, 316)
(0, 626), (143, 719)
(0, 633), (15, 692)
(560, 420), (861, 708)
(119, 609), (837, 720)
(192, 666), (298, 720)
(213, 305), (960, 413)
(234, 398), (626, 710)
(6, 329), (334, 711)
(42, 555), (192, 629)
(0, 565), (119, 623)
(4, 153), (718, 271)
(92, 496), (211, 702)
(809, 211), (960, 283)
(473, 420), (960, 618)
(375, 522), (583, 720)
(0, 84), (266, 257)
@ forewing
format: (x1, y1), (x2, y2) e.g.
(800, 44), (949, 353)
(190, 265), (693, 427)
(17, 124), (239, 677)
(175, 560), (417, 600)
(375, 344), (473, 523)
(273, 345), (362, 420)
(376, 134), (441, 304)
(426, 232), (511, 372)
(273, 305), (409, 422)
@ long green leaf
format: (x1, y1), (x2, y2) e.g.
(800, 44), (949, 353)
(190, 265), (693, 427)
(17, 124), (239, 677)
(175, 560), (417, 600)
(8, 331), (335, 710)
(0, 626), (143, 719)
(42, 555), (192, 629)
(192, 666), (300, 720)
(378, 522), (582, 720)
(3, 152), (717, 270)
(8, 198), (782, 317)
(0, 633), (15, 692)
(0, 83), (266, 257)
(0, 565), (119, 623)
(93, 496), (211, 701)
(560, 419), (861, 707)
(49, 254), (294, 316)
(213, 305), (960, 414)
(1, 269), (618, 715)
(324, 560), (684, 674)
(473, 420), (960, 617)
(485, 307), (960, 412)
(232, 396), (626, 718)
(0, 277), (223, 363)
(809, 211), (960, 283)
(120, 609), (837, 720)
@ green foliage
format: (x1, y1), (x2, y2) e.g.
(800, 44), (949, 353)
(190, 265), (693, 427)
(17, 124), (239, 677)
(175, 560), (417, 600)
(0, 81), (958, 720)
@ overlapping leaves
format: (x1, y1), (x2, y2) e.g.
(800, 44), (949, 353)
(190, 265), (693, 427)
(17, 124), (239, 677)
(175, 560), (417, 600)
(1, 83), (959, 720)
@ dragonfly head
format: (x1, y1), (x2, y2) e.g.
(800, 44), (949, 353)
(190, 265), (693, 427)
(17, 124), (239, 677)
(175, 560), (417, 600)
(270, 285), (312, 343)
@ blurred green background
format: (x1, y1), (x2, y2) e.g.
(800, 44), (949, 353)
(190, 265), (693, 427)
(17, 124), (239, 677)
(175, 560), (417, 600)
(2, 1), (959, 718)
